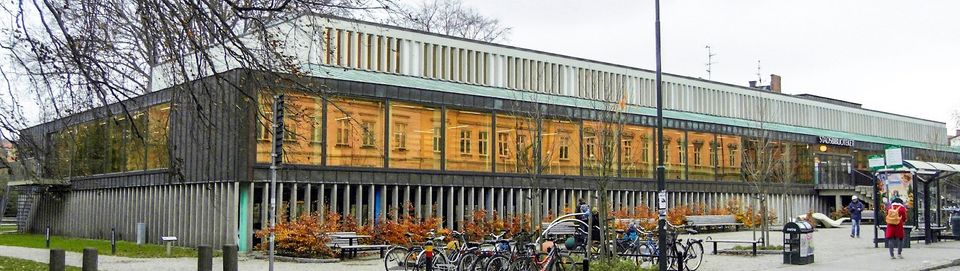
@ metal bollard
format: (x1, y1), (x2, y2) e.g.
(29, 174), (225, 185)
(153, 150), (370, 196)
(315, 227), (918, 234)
(198, 245), (213, 271)
(424, 240), (433, 271)
(222, 244), (238, 271)
(49, 249), (66, 271)
(110, 228), (117, 255)
(582, 259), (589, 271)
(82, 247), (98, 271)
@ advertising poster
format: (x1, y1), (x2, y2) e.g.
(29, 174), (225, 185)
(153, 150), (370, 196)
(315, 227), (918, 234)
(877, 172), (913, 208)
(799, 233), (814, 257)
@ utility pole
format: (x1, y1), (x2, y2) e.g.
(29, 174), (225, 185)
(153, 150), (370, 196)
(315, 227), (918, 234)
(269, 94), (285, 271)
(655, 1), (668, 271)
(705, 45), (717, 80)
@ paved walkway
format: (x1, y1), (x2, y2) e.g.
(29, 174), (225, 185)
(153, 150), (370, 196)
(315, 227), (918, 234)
(1, 225), (958, 270)
(696, 226), (960, 271)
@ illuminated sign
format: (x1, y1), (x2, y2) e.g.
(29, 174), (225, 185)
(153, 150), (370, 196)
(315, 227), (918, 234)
(818, 136), (854, 147)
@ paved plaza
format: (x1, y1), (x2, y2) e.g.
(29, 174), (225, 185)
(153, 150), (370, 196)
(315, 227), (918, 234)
(1, 225), (959, 270)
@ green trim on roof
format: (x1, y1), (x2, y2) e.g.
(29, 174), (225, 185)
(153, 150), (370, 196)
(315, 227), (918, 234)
(303, 64), (958, 153)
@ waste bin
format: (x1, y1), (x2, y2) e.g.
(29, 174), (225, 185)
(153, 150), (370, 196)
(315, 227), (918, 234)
(952, 213), (960, 239)
(783, 221), (814, 265)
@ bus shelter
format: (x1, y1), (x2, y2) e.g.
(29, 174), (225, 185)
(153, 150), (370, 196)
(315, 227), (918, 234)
(873, 160), (959, 246)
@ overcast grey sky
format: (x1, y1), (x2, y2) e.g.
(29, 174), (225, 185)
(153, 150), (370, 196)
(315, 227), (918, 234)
(468, 0), (960, 134)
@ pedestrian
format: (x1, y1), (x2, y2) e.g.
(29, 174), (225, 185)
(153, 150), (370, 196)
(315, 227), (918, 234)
(848, 196), (865, 238)
(577, 199), (591, 221)
(885, 198), (908, 259)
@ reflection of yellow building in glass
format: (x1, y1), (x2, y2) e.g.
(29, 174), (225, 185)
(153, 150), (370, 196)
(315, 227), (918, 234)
(541, 119), (580, 176)
(445, 109), (492, 172)
(390, 102), (440, 170)
(326, 98), (385, 168)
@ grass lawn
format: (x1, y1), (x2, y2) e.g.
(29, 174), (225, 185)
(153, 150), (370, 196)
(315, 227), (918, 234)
(0, 255), (81, 271)
(0, 233), (212, 258)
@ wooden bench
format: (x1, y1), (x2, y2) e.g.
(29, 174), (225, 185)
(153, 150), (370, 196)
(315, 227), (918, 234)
(686, 215), (742, 231)
(703, 237), (763, 256)
(861, 210), (875, 223)
(324, 232), (390, 259)
(542, 221), (581, 236)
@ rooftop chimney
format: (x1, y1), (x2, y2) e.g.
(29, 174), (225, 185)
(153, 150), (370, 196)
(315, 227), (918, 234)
(770, 74), (782, 93)
(748, 81), (758, 88)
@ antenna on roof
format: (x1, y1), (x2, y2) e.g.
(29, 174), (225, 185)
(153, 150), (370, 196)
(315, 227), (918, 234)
(705, 45), (717, 80)
(756, 60), (762, 84)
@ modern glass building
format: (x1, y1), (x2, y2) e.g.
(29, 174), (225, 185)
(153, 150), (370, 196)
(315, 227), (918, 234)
(14, 15), (960, 251)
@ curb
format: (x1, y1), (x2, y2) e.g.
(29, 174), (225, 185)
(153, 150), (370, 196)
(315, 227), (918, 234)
(717, 249), (782, 256)
(920, 258), (960, 271)
(249, 252), (341, 263)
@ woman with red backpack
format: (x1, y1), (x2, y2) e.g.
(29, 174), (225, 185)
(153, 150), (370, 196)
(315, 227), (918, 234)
(885, 198), (908, 259)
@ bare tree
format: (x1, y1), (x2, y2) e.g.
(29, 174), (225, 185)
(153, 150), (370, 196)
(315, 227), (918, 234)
(0, 0), (509, 180)
(385, 0), (511, 43)
(742, 93), (784, 246)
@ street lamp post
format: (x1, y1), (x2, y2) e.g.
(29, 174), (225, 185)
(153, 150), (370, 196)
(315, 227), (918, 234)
(654, 0), (668, 271)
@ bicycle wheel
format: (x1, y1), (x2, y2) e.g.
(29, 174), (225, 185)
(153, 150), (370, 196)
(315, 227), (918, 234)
(404, 249), (423, 271)
(636, 243), (655, 264)
(457, 253), (478, 271)
(683, 242), (704, 271)
(554, 255), (581, 271)
(665, 243), (678, 271)
(483, 255), (510, 271)
(384, 246), (409, 271)
(431, 250), (451, 271)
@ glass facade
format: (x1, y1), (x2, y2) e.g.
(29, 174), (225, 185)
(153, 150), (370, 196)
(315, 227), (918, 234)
(541, 119), (580, 175)
(446, 109), (492, 172)
(51, 103), (170, 177)
(326, 97), (385, 167)
(717, 134), (742, 181)
(621, 125), (654, 178)
(582, 121), (619, 177)
(390, 102), (441, 170)
(658, 129), (686, 180)
(495, 115), (536, 174)
(687, 131), (716, 181)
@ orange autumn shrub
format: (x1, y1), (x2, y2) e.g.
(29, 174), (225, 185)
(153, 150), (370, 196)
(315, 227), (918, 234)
(254, 213), (337, 258)
(460, 210), (531, 242)
(667, 205), (691, 226)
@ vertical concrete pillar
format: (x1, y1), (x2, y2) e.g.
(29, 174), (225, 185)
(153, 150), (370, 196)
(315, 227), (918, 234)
(318, 184), (325, 220)
(497, 188), (504, 218)
(356, 185), (363, 224)
(458, 187), (465, 229)
(392, 185), (399, 220)
(415, 186), (423, 219)
(304, 184), (312, 216)
(331, 184), (339, 218)
(446, 187), (454, 229)
(507, 188), (515, 216)
(467, 187), (475, 221)
(343, 184), (351, 218)
(403, 186), (411, 219)
(290, 183), (299, 220)
(426, 186), (433, 219)
(368, 184), (375, 225)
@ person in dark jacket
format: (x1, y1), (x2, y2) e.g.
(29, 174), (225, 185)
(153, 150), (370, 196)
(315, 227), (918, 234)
(848, 196), (865, 238)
